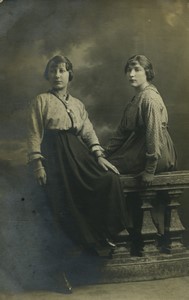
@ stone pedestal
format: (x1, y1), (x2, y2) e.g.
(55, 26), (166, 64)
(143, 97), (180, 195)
(99, 250), (189, 284)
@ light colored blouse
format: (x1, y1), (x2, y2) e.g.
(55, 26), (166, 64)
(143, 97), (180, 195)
(107, 84), (168, 160)
(27, 92), (101, 162)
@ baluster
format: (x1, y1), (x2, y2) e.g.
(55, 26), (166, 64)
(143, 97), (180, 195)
(166, 189), (186, 253)
(139, 190), (159, 255)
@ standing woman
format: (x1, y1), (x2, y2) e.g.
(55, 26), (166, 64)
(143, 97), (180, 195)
(27, 55), (127, 257)
(106, 55), (177, 255)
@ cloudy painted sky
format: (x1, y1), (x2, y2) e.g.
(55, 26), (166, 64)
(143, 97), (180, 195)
(0, 0), (189, 168)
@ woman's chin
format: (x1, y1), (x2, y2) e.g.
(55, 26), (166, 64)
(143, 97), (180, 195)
(52, 85), (64, 91)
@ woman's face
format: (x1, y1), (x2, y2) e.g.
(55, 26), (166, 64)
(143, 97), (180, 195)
(47, 62), (69, 91)
(126, 62), (147, 90)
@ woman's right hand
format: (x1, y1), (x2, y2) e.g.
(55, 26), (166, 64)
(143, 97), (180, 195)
(97, 157), (120, 174)
(32, 159), (47, 185)
(34, 167), (47, 185)
(135, 170), (154, 186)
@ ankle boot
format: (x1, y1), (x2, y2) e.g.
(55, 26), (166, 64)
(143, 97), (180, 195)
(156, 233), (171, 254)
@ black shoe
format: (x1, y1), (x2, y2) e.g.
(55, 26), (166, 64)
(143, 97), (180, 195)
(156, 234), (171, 254)
(130, 246), (143, 257)
(105, 238), (116, 249)
(62, 273), (72, 294)
(84, 243), (112, 258)
(160, 245), (171, 254)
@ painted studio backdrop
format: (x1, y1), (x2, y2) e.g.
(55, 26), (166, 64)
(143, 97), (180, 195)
(0, 0), (189, 291)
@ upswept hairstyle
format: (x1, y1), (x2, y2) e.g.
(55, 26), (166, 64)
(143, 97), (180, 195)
(44, 55), (74, 81)
(124, 55), (155, 81)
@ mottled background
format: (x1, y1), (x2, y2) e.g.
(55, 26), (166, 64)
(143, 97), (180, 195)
(0, 0), (189, 292)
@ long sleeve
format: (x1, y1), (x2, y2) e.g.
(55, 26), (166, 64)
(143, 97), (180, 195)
(79, 104), (101, 150)
(27, 96), (45, 162)
(142, 96), (164, 173)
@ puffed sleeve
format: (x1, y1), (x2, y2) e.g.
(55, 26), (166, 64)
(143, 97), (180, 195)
(142, 95), (164, 173)
(79, 103), (102, 151)
(27, 95), (45, 163)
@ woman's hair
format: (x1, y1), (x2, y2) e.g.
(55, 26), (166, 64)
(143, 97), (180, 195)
(124, 55), (155, 81)
(44, 55), (73, 81)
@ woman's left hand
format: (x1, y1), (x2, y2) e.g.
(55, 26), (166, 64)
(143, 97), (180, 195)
(97, 157), (120, 174)
(135, 171), (154, 186)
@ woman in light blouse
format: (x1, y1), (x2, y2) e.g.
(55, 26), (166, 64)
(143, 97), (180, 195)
(106, 55), (177, 255)
(27, 55), (127, 258)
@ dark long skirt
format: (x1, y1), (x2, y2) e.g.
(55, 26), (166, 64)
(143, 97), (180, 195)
(42, 130), (127, 249)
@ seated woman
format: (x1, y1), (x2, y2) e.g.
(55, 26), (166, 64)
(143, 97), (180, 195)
(27, 55), (128, 258)
(106, 54), (177, 255)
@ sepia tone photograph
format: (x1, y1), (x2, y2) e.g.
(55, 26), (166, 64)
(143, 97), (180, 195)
(0, 0), (189, 299)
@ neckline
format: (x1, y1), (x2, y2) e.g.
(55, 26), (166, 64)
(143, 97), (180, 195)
(136, 83), (151, 94)
(50, 90), (70, 103)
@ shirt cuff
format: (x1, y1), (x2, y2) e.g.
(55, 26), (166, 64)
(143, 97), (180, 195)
(145, 157), (158, 174)
(28, 152), (45, 163)
(90, 144), (104, 152)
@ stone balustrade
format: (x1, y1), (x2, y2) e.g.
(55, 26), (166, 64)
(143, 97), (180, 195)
(119, 171), (189, 255)
(99, 171), (189, 283)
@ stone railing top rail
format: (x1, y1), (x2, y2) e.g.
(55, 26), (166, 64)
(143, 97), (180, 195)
(120, 170), (189, 192)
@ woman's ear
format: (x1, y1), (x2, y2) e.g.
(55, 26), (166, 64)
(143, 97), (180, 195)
(69, 71), (74, 81)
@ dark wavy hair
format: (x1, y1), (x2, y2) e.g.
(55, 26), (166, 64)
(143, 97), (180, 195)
(44, 55), (73, 81)
(124, 55), (155, 81)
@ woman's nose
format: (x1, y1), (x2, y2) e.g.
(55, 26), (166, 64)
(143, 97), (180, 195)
(55, 71), (60, 78)
(130, 69), (135, 77)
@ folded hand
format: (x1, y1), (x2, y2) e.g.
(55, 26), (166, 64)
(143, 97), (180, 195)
(135, 170), (154, 186)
